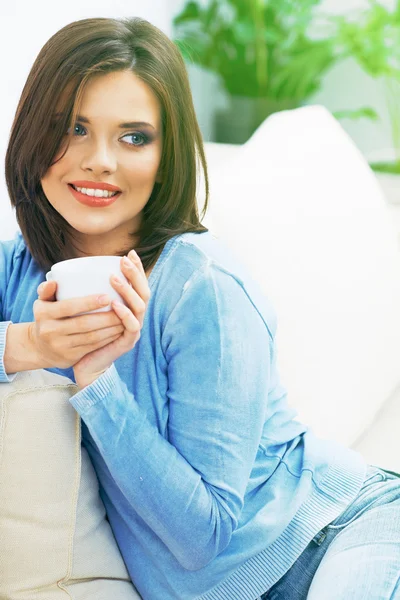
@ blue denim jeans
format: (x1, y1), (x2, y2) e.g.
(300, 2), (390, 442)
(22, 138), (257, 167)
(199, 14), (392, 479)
(258, 465), (400, 599)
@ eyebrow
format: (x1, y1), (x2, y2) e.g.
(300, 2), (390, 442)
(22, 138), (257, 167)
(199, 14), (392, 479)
(54, 113), (156, 130)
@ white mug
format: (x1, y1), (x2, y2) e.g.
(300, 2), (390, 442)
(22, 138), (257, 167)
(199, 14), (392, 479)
(45, 255), (129, 314)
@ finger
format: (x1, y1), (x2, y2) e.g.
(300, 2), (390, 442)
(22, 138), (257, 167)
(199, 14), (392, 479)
(66, 311), (122, 334)
(127, 248), (145, 275)
(112, 301), (141, 336)
(83, 332), (122, 354)
(70, 324), (124, 348)
(120, 255), (151, 302)
(37, 280), (57, 301)
(111, 273), (147, 327)
(35, 293), (112, 320)
(35, 309), (122, 337)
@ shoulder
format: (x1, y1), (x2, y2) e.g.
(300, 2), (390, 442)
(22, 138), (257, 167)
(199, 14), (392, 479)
(0, 230), (28, 265)
(0, 231), (34, 314)
(157, 230), (252, 283)
(152, 231), (277, 339)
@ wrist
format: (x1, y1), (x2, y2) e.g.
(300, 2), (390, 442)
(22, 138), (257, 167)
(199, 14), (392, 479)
(3, 323), (50, 374)
(74, 367), (109, 390)
(26, 322), (52, 370)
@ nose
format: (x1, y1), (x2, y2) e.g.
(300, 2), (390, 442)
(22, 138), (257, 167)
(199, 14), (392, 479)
(80, 140), (117, 175)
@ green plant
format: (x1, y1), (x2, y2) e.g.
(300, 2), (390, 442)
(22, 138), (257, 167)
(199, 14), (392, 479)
(173, 0), (337, 102)
(332, 0), (400, 172)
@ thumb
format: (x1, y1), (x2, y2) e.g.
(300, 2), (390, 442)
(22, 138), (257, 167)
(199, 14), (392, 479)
(37, 280), (57, 301)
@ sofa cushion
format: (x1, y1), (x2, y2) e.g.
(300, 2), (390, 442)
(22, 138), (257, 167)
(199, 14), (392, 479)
(201, 105), (400, 448)
(352, 382), (400, 473)
(0, 369), (141, 599)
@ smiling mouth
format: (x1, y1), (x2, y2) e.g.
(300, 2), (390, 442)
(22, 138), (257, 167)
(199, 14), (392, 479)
(69, 183), (120, 199)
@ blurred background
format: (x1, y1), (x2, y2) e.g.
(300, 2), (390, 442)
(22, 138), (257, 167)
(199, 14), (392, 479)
(1, 0), (400, 237)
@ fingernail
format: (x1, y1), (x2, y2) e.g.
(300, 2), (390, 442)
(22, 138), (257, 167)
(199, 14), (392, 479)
(123, 256), (133, 268)
(98, 294), (110, 306)
(112, 275), (123, 285)
(37, 282), (45, 294)
(129, 249), (138, 259)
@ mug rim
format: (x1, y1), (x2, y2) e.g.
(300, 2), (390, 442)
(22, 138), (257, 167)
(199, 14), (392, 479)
(50, 255), (122, 270)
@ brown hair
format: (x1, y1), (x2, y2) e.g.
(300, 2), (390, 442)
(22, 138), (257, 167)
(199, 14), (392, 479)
(5, 17), (209, 272)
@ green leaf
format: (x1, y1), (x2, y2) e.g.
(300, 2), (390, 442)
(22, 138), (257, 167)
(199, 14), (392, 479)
(172, 0), (400, 106)
(333, 107), (380, 121)
(173, 1), (201, 26)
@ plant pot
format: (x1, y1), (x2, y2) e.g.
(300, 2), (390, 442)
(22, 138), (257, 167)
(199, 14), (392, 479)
(214, 96), (299, 144)
(368, 149), (400, 206)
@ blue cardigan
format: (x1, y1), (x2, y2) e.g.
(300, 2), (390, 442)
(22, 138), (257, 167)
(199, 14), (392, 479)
(0, 230), (366, 600)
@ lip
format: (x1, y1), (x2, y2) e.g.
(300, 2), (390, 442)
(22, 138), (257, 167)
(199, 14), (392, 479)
(68, 184), (120, 207)
(70, 180), (122, 192)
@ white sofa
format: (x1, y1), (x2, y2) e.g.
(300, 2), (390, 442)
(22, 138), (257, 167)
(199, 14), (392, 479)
(1, 105), (400, 597)
(200, 105), (400, 473)
(1, 105), (400, 474)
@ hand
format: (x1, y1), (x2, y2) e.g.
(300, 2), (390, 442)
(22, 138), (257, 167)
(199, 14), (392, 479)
(31, 281), (125, 370)
(73, 249), (151, 389)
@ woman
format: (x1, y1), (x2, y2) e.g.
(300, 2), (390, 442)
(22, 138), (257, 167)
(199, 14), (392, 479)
(1, 16), (399, 600)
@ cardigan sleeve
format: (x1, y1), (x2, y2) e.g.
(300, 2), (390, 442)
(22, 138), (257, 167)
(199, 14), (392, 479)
(0, 235), (23, 383)
(69, 263), (272, 570)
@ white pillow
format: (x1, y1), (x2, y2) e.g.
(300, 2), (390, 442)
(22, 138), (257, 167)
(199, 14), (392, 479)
(353, 382), (400, 473)
(202, 105), (400, 447)
(0, 369), (141, 599)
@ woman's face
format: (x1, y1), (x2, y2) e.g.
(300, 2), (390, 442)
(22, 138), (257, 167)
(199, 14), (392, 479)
(41, 70), (162, 256)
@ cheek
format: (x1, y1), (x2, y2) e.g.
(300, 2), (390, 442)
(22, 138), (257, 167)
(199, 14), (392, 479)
(41, 164), (69, 206)
(42, 153), (75, 188)
(126, 148), (162, 183)
(41, 168), (59, 203)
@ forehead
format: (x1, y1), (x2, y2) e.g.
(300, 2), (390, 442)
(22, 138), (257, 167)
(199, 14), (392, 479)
(62, 70), (161, 128)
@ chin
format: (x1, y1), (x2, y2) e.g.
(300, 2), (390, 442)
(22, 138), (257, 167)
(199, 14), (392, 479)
(65, 212), (113, 229)
(66, 221), (113, 237)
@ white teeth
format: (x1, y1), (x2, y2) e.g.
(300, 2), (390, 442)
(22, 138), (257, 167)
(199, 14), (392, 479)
(74, 185), (117, 198)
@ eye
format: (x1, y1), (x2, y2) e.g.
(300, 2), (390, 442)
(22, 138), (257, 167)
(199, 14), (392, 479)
(121, 132), (148, 147)
(67, 123), (86, 136)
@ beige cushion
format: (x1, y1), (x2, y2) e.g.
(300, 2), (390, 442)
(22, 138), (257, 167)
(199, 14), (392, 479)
(0, 369), (141, 599)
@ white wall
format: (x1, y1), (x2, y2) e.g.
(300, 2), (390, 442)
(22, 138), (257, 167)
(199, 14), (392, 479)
(0, 0), (173, 240)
